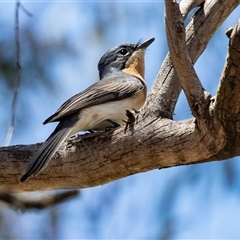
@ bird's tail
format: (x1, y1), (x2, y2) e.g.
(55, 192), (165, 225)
(19, 120), (74, 182)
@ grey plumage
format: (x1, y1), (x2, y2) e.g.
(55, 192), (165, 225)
(20, 116), (78, 182)
(19, 37), (155, 182)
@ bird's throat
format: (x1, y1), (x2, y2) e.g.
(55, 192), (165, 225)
(122, 50), (145, 81)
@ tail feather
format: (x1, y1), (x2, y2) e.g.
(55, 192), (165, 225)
(19, 121), (74, 182)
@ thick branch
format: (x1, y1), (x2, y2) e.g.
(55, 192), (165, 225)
(165, 0), (211, 119)
(215, 20), (240, 120)
(0, 117), (226, 191)
(213, 20), (240, 158)
(0, 1), (238, 192)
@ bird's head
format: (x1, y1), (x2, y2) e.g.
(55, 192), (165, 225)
(98, 37), (155, 80)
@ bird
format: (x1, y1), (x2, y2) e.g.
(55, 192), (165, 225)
(19, 37), (155, 182)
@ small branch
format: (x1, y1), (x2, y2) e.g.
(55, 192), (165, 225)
(19, 2), (33, 17)
(4, 1), (21, 146)
(4, 1), (32, 146)
(165, 0), (211, 119)
(0, 190), (79, 211)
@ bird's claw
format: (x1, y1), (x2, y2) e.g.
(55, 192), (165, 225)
(123, 109), (139, 133)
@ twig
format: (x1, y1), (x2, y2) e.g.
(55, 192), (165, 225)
(19, 2), (32, 17)
(4, 1), (31, 146)
(0, 190), (80, 211)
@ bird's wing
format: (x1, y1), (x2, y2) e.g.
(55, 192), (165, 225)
(43, 73), (145, 124)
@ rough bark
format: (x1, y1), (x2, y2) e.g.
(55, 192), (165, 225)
(0, 0), (239, 192)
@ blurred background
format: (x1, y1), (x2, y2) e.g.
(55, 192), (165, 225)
(0, 1), (240, 239)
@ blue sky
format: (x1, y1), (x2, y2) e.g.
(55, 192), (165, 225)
(0, 1), (240, 239)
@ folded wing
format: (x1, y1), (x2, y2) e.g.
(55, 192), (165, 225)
(44, 73), (145, 124)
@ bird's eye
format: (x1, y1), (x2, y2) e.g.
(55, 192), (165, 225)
(119, 49), (128, 55)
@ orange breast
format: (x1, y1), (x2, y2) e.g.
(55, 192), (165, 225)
(122, 49), (145, 81)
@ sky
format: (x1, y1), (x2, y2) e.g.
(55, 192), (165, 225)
(0, 1), (240, 239)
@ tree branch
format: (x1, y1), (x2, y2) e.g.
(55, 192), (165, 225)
(4, 1), (21, 146)
(165, 0), (211, 119)
(215, 20), (240, 121)
(213, 20), (240, 158)
(0, 1), (239, 192)
(0, 116), (226, 191)
(4, 1), (32, 146)
(0, 190), (79, 211)
(143, 0), (239, 119)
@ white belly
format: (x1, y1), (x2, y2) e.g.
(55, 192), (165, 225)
(70, 91), (145, 134)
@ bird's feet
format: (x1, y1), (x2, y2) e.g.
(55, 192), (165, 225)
(123, 108), (139, 133)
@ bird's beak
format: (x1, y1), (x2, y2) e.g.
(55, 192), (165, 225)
(137, 37), (155, 50)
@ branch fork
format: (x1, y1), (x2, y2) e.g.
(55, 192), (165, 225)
(0, 0), (239, 191)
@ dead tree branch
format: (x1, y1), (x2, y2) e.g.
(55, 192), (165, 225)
(144, 0), (239, 119)
(0, 1), (239, 192)
(165, 0), (211, 119)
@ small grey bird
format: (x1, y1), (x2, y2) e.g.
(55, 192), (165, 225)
(19, 37), (155, 182)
